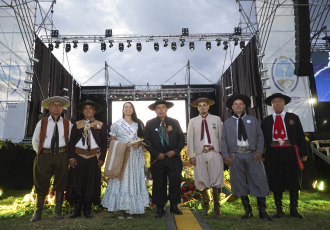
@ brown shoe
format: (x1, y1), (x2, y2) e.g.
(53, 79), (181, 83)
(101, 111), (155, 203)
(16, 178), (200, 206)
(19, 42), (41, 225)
(30, 194), (45, 222)
(212, 188), (221, 219)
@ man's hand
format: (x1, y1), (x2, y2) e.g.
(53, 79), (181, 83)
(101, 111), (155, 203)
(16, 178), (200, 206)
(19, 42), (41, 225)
(158, 153), (165, 160)
(224, 157), (233, 166)
(253, 152), (263, 163)
(98, 160), (104, 168)
(70, 158), (77, 169)
(189, 157), (197, 166)
(165, 150), (175, 158)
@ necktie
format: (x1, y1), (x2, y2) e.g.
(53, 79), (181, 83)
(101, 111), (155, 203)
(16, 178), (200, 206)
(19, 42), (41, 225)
(274, 113), (286, 139)
(82, 118), (95, 151)
(201, 115), (211, 144)
(233, 112), (247, 141)
(159, 119), (169, 146)
(51, 116), (60, 154)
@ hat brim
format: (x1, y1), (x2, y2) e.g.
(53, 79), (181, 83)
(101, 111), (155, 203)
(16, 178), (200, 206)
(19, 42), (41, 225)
(265, 93), (291, 106)
(41, 96), (70, 109)
(190, 98), (215, 107)
(75, 101), (102, 113)
(226, 95), (251, 109)
(148, 101), (174, 111)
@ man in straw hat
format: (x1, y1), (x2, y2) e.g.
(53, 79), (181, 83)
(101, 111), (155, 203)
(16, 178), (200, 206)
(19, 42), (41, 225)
(221, 94), (271, 221)
(261, 93), (308, 219)
(31, 96), (72, 222)
(187, 97), (224, 218)
(66, 99), (107, 219)
(144, 99), (185, 218)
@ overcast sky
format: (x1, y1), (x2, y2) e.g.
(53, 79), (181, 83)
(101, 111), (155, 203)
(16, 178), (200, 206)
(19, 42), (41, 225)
(47, 0), (244, 87)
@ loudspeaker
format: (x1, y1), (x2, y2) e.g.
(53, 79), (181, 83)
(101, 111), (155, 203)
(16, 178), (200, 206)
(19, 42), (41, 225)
(293, 0), (312, 76)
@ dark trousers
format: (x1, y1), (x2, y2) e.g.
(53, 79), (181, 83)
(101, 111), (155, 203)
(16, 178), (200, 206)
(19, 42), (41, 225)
(33, 151), (69, 195)
(151, 158), (182, 206)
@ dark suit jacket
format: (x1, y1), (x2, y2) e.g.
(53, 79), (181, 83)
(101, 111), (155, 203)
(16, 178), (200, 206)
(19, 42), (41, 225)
(261, 112), (308, 157)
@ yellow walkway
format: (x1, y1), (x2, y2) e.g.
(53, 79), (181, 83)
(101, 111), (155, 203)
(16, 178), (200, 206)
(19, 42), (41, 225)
(173, 207), (203, 230)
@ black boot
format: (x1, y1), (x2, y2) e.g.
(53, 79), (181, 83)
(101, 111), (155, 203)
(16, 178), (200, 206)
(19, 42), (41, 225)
(257, 197), (272, 221)
(155, 205), (165, 218)
(273, 192), (285, 218)
(30, 194), (45, 222)
(69, 201), (82, 219)
(55, 191), (64, 220)
(241, 196), (253, 219)
(170, 202), (183, 215)
(212, 188), (221, 219)
(290, 190), (304, 219)
(201, 189), (210, 216)
(83, 203), (93, 219)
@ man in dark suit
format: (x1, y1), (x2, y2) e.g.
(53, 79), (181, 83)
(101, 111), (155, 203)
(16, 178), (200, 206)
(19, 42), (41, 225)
(67, 100), (107, 219)
(144, 100), (185, 218)
(261, 93), (308, 219)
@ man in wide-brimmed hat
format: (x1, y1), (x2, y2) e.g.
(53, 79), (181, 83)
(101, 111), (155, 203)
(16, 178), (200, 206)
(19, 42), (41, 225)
(221, 94), (271, 221)
(261, 93), (308, 219)
(66, 99), (107, 219)
(144, 99), (185, 218)
(31, 96), (72, 222)
(187, 97), (224, 218)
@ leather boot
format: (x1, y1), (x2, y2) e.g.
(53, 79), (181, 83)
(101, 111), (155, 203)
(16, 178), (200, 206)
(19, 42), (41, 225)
(290, 190), (304, 219)
(83, 203), (93, 219)
(240, 196), (253, 219)
(170, 202), (183, 215)
(55, 191), (64, 219)
(212, 188), (221, 219)
(155, 205), (165, 218)
(30, 194), (45, 222)
(201, 189), (210, 216)
(272, 192), (285, 218)
(257, 197), (272, 221)
(69, 201), (82, 219)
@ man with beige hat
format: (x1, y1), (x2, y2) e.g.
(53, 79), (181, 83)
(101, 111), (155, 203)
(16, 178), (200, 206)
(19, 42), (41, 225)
(187, 97), (224, 218)
(31, 96), (72, 222)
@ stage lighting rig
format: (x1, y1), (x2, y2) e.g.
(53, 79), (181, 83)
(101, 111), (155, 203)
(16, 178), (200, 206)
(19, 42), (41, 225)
(65, 43), (71, 52)
(55, 41), (60, 49)
(163, 39), (168, 47)
(240, 41), (245, 49)
(182, 28), (189, 36)
(136, 43), (142, 52)
(180, 39), (185, 47)
(206, 42), (211, 51)
(171, 42), (177, 51)
(83, 43), (89, 52)
(233, 38), (239, 46)
(101, 42), (106, 52)
(216, 39), (221, 46)
(127, 40), (132, 48)
(234, 27), (242, 35)
(73, 40), (78, 48)
(189, 42), (195, 51)
(48, 43), (54, 52)
(154, 42), (159, 51)
(51, 30), (58, 37)
(105, 29), (112, 37)
(223, 41), (228, 50)
(109, 40), (114, 48)
(119, 43), (124, 52)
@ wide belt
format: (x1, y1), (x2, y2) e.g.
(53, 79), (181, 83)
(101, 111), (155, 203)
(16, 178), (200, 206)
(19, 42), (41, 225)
(202, 145), (215, 153)
(236, 146), (253, 153)
(271, 140), (290, 147)
(42, 146), (67, 154)
(75, 147), (98, 156)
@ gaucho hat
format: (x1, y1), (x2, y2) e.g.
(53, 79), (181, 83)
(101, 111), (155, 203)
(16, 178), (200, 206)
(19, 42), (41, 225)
(226, 94), (251, 108)
(75, 100), (102, 113)
(148, 99), (174, 111)
(265, 93), (291, 106)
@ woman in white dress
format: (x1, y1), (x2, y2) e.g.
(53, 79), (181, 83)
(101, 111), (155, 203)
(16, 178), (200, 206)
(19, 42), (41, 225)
(101, 102), (149, 219)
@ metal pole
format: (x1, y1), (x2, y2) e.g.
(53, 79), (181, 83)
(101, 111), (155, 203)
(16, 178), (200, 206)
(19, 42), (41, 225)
(186, 60), (191, 120)
(105, 61), (109, 128)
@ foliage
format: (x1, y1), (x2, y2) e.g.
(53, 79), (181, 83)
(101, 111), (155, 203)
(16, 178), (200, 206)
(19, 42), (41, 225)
(0, 140), (33, 151)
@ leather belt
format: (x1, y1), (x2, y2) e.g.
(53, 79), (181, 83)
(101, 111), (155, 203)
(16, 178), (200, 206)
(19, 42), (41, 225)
(42, 146), (67, 154)
(75, 147), (98, 156)
(271, 140), (290, 147)
(236, 146), (253, 153)
(202, 145), (215, 153)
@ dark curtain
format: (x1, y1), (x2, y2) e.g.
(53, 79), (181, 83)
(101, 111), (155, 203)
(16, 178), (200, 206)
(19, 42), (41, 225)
(220, 68), (232, 121)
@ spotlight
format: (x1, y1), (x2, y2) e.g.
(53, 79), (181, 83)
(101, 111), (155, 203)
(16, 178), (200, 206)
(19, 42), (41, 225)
(127, 40), (132, 48)
(55, 41), (60, 49)
(51, 30), (59, 37)
(189, 42), (194, 51)
(171, 42), (177, 51)
(180, 39), (185, 47)
(105, 29), (112, 37)
(73, 40), (78, 48)
(101, 42), (106, 52)
(119, 43), (124, 52)
(109, 40), (114, 48)
(240, 41), (245, 49)
(216, 39), (221, 46)
(233, 38), (239, 46)
(223, 41), (228, 50)
(83, 43), (89, 53)
(48, 43), (54, 52)
(163, 39), (168, 47)
(136, 43), (142, 52)
(234, 27), (242, 35)
(154, 42), (159, 52)
(65, 43), (71, 52)
(182, 28), (189, 36)
(206, 41), (211, 51)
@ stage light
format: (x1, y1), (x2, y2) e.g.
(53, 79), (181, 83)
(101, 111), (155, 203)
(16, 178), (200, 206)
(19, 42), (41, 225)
(312, 180), (326, 191)
(51, 30), (59, 37)
(223, 41), (228, 50)
(105, 29), (112, 37)
(127, 40), (132, 48)
(182, 28), (189, 36)
(180, 39), (185, 47)
(234, 27), (242, 35)
(73, 40), (78, 48)
(240, 41), (245, 49)
(31, 57), (39, 63)
(65, 43), (71, 52)
(189, 42), (195, 51)
(119, 43), (124, 52)
(164, 39), (168, 47)
(109, 40), (114, 48)
(136, 43), (142, 52)
(216, 39), (221, 46)
(101, 42), (106, 52)
(55, 41), (60, 49)
(171, 42), (177, 51)
(233, 38), (239, 46)
(48, 43), (54, 52)
(309, 98), (317, 104)
(83, 43), (89, 53)
(206, 42), (211, 51)
(154, 42), (159, 52)
(25, 69), (34, 75)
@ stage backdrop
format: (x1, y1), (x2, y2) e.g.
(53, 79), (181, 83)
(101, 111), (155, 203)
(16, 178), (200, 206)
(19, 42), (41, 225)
(256, 0), (315, 132)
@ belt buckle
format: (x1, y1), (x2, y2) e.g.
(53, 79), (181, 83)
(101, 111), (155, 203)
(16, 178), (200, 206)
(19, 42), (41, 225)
(202, 146), (209, 153)
(279, 141), (285, 146)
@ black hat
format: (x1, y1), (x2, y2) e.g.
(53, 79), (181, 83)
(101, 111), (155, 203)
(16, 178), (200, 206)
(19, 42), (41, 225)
(75, 100), (102, 113)
(265, 93), (291, 106)
(148, 100), (174, 111)
(226, 94), (251, 108)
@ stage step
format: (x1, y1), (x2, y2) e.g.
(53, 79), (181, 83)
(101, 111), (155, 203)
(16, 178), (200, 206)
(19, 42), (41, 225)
(311, 140), (330, 158)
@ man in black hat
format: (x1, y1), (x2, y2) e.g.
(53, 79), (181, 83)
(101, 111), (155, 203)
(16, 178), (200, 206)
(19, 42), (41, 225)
(66, 100), (107, 219)
(261, 93), (308, 219)
(144, 100), (185, 218)
(221, 94), (271, 221)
